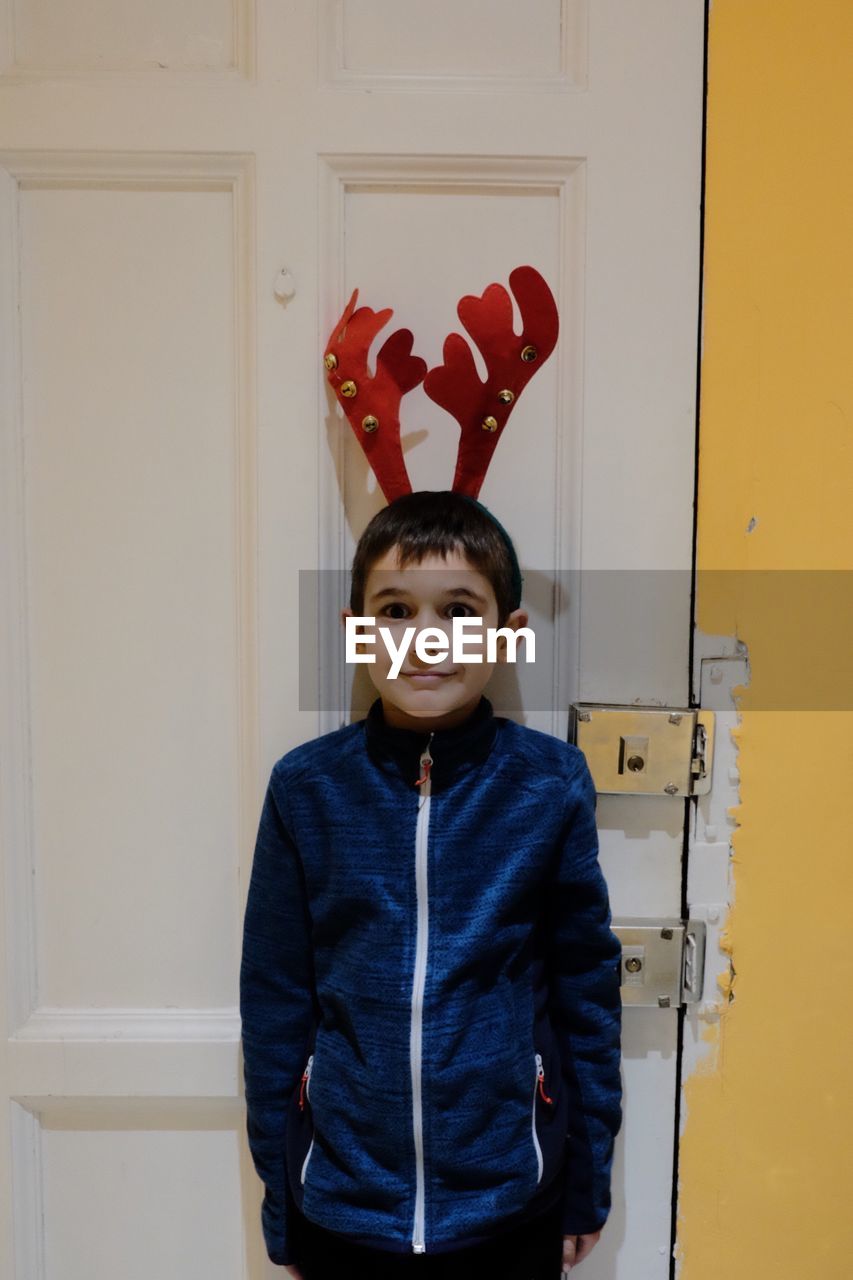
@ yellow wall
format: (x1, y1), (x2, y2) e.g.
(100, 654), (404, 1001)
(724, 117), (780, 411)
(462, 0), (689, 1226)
(679, 1), (853, 1274)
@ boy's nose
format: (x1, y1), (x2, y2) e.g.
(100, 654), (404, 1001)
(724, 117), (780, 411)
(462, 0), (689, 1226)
(407, 623), (452, 666)
(418, 629), (450, 649)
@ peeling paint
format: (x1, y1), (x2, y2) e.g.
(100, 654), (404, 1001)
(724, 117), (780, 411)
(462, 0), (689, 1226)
(675, 630), (747, 1273)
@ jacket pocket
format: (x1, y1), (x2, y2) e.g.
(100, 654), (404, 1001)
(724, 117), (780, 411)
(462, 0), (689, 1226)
(531, 1051), (555, 1184)
(298, 1053), (315, 1185)
(527, 1049), (560, 1187)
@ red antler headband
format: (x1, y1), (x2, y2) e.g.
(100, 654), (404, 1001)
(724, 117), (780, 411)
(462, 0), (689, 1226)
(323, 265), (559, 504)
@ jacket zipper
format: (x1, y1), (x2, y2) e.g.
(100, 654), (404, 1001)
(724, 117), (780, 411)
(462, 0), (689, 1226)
(410, 734), (434, 1253)
(299, 1053), (314, 1185)
(532, 1052), (553, 1184)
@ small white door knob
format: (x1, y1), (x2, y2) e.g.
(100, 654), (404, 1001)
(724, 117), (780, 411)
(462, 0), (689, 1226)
(274, 268), (296, 301)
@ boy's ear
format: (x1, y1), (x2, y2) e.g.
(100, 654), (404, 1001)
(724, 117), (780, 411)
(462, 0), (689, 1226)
(341, 605), (371, 654)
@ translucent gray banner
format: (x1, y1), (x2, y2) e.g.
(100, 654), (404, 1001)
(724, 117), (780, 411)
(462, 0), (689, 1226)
(298, 569), (853, 712)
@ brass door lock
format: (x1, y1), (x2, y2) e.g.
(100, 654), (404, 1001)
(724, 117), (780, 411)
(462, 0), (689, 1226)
(613, 918), (707, 1007)
(570, 704), (715, 796)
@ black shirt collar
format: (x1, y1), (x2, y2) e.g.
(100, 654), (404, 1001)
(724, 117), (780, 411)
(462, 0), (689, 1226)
(363, 694), (499, 789)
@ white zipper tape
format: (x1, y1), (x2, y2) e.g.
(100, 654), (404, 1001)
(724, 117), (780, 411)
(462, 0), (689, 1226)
(410, 737), (433, 1252)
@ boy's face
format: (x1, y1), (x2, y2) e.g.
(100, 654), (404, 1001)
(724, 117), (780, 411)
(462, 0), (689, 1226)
(341, 545), (529, 732)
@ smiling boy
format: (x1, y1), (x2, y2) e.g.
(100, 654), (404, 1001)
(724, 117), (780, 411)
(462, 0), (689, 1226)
(240, 490), (623, 1279)
(342, 543), (530, 731)
(344, 561), (534, 693)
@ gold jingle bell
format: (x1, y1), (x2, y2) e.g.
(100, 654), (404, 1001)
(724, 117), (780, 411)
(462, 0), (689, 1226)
(362, 415), (379, 433)
(324, 352), (338, 371)
(497, 389), (515, 404)
(340, 380), (358, 398)
(482, 415), (499, 432)
(520, 345), (538, 362)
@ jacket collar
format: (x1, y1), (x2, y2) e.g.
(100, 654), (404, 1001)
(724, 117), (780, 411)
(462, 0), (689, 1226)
(363, 694), (499, 789)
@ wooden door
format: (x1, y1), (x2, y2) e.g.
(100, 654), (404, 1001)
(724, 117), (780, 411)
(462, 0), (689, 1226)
(0, 3), (705, 1276)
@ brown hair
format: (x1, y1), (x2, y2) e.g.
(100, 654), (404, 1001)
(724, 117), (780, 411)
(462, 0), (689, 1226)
(349, 491), (520, 627)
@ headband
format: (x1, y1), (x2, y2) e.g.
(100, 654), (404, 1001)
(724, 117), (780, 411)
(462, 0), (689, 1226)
(323, 265), (559, 611)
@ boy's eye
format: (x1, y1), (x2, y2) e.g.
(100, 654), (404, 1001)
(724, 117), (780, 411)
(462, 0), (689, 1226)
(378, 602), (476, 620)
(380, 603), (410, 619)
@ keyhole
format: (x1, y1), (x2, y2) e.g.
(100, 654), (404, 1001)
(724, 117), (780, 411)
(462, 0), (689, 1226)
(625, 957), (643, 974)
(618, 735), (649, 776)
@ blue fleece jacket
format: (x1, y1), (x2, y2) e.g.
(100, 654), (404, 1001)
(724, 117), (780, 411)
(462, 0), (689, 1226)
(239, 694), (622, 1266)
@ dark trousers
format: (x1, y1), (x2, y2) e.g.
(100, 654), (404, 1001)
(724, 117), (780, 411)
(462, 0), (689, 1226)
(290, 1197), (565, 1280)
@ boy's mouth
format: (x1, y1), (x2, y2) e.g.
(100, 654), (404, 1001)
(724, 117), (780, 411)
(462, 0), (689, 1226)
(401, 670), (456, 682)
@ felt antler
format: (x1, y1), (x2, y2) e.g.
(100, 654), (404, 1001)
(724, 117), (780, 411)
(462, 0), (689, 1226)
(423, 266), (559, 498)
(324, 289), (427, 503)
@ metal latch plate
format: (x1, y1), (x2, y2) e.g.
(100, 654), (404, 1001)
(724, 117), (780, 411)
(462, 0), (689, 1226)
(570, 704), (714, 796)
(612, 917), (706, 1007)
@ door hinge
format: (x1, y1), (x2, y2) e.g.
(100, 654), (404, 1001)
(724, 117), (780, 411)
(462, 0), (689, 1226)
(613, 918), (706, 1007)
(569, 703), (715, 796)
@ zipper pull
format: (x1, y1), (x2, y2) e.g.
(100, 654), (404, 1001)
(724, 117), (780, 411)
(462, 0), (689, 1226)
(298, 1054), (314, 1110)
(535, 1052), (553, 1105)
(415, 734), (434, 788)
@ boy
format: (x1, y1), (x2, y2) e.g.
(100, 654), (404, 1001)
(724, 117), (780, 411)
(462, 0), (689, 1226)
(240, 490), (623, 1278)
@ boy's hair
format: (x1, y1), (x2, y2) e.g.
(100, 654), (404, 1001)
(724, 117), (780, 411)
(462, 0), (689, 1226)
(350, 490), (521, 627)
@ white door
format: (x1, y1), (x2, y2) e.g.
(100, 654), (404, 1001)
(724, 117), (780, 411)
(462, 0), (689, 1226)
(0, 3), (705, 1278)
